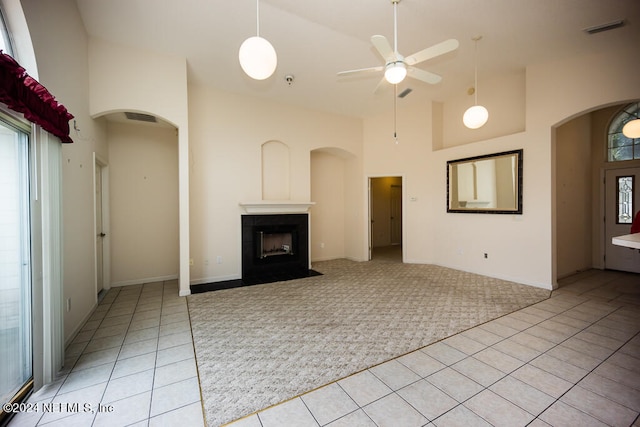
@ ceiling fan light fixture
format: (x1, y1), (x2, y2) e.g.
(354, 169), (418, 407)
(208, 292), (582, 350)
(239, 36), (277, 80)
(622, 119), (640, 139)
(463, 105), (489, 129)
(384, 61), (407, 84)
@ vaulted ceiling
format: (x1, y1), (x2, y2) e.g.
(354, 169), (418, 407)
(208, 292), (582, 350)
(75, 0), (640, 119)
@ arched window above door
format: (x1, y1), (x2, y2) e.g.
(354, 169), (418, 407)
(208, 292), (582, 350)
(608, 102), (640, 162)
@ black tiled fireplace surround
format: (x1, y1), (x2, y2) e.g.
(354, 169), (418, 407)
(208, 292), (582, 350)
(191, 213), (319, 294)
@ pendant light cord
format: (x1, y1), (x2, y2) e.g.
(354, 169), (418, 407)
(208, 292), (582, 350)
(256, 0), (260, 36)
(473, 37), (479, 105)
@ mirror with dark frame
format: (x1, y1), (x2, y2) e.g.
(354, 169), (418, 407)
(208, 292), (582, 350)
(447, 149), (523, 214)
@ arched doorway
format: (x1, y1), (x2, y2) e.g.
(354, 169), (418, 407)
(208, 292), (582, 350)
(555, 101), (640, 280)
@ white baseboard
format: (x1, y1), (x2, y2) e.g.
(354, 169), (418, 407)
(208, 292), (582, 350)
(65, 301), (98, 348)
(111, 274), (178, 287)
(189, 273), (241, 286)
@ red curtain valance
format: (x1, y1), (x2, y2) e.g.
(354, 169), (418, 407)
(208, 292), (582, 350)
(0, 50), (73, 143)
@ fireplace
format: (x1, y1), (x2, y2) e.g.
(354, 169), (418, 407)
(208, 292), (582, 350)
(241, 213), (311, 284)
(257, 230), (295, 258)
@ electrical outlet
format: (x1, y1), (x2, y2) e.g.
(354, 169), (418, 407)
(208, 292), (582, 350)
(216, 256), (223, 264)
(484, 253), (488, 259)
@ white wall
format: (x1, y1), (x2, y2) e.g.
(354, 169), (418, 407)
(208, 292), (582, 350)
(556, 115), (592, 278)
(364, 102), (436, 264)
(310, 150), (347, 261)
(188, 84), (363, 284)
(363, 45), (640, 289)
(20, 0), (108, 340)
(108, 121), (179, 285)
(88, 38), (191, 295)
(441, 70), (526, 148)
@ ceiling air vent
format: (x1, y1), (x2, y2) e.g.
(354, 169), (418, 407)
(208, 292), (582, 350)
(398, 88), (413, 98)
(124, 112), (157, 123)
(584, 19), (625, 35)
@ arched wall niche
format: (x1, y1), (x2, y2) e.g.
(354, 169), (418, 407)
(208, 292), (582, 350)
(262, 140), (290, 200)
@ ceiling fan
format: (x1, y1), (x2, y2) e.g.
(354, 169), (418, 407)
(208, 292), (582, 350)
(337, 0), (459, 90)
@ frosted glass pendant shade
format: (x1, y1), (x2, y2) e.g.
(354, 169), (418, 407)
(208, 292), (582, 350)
(463, 105), (489, 129)
(239, 36), (277, 80)
(622, 119), (640, 138)
(384, 62), (407, 84)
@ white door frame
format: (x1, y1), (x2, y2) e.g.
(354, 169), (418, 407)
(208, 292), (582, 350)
(93, 153), (110, 295)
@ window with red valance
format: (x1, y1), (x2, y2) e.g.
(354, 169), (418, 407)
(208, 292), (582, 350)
(0, 50), (73, 143)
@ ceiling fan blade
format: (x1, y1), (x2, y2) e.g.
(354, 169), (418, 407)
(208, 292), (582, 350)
(371, 35), (395, 61)
(373, 76), (390, 94)
(337, 65), (384, 77)
(405, 38), (459, 65)
(407, 67), (442, 85)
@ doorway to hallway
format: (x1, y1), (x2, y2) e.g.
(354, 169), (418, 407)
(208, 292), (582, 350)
(369, 176), (403, 262)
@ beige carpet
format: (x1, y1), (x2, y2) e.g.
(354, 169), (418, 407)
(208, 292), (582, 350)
(187, 259), (550, 426)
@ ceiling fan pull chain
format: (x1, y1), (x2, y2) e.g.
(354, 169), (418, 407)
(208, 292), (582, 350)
(394, 84), (398, 144)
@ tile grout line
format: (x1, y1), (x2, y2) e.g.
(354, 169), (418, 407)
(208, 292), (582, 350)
(529, 311), (640, 426)
(343, 294), (634, 426)
(92, 285), (145, 426)
(36, 286), (129, 426)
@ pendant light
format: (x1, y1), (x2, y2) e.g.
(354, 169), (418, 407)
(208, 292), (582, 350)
(463, 36), (489, 129)
(622, 119), (640, 138)
(239, 0), (277, 80)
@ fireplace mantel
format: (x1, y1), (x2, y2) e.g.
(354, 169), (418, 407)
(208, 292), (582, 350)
(239, 201), (315, 214)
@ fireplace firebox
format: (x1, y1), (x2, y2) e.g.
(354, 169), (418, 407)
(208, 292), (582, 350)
(257, 230), (295, 258)
(241, 214), (310, 284)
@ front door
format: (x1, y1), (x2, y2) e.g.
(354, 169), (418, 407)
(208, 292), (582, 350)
(605, 167), (640, 273)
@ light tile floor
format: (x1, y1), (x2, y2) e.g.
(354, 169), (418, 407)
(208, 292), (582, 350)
(7, 269), (640, 427)
(9, 280), (204, 427)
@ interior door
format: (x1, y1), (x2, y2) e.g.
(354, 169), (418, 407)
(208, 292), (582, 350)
(605, 167), (640, 273)
(390, 184), (402, 245)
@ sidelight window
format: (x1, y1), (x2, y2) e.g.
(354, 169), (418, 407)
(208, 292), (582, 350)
(616, 175), (634, 224)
